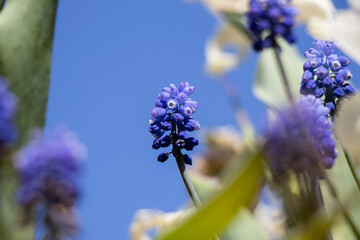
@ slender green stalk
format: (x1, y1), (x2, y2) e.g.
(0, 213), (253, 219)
(273, 45), (294, 101)
(172, 146), (202, 209)
(343, 150), (360, 192)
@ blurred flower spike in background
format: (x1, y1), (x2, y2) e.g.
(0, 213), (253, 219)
(0, 77), (17, 150)
(16, 128), (87, 238)
(149, 82), (200, 165)
(265, 95), (337, 178)
(301, 40), (356, 116)
(246, 0), (298, 51)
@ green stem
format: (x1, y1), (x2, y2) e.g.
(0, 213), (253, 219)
(173, 146), (202, 209)
(343, 150), (360, 192)
(273, 45), (294, 101)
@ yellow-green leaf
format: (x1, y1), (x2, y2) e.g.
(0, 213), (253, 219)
(157, 152), (264, 240)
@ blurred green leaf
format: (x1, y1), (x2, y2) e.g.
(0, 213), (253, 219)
(253, 41), (303, 108)
(157, 152), (264, 240)
(0, 0), (58, 144)
(320, 145), (360, 240)
(223, 12), (252, 41)
(287, 210), (335, 240)
(190, 171), (268, 240)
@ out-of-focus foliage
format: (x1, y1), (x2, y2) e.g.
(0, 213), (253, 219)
(335, 95), (360, 162)
(320, 145), (360, 240)
(0, 0), (58, 239)
(0, 0), (58, 144)
(157, 152), (264, 240)
(253, 41), (303, 108)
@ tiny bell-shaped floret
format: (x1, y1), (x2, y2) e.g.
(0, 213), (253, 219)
(158, 152), (169, 163)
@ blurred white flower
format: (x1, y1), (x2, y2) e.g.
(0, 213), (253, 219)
(206, 23), (251, 75)
(195, 126), (244, 176)
(129, 208), (193, 240)
(335, 94), (360, 164)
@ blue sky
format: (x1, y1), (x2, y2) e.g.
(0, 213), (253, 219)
(45, 0), (356, 239)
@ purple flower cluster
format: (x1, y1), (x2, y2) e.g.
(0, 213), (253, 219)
(16, 128), (86, 208)
(0, 78), (17, 149)
(246, 0), (298, 51)
(149, 82), (200, 165)
(265, 95), (337, 177)
(300, 40), (355, 115)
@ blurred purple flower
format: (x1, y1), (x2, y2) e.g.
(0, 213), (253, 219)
(0, 77), (17, 149)
(16, 128), (86, 207)
(265, 95), (337, 177)
(246, 0), (298, 51)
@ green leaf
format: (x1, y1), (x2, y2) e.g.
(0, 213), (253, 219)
(190, 171), (268, 240)
(320, 145), (360, 240)
(0, 0), (58, 144)
(157, 152), (264, 240)
(253, 41), (304, 108)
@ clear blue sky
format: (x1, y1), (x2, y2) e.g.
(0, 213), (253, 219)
(45, 1), (355, 239)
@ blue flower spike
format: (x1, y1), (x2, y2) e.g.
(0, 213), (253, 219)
(246, 0), (298, 51)
(300, 40), (356, 116)
(149, 82), (200, 165)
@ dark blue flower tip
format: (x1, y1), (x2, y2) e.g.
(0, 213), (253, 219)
(184, 137), (199, 151)
(334, 87), (345, 98)
(344, 84), (356, 94)
(179, 131), (188, 140)
(183, 154), (192, 165)
(302, 71), (313, 83)
(158, 152), (169, 163)
(306, 80), (316, 89)
(149, 124), (161, 134)
(334, 74), (344, 85)
(246, 0), (298, 51)
(161, 122), (172, 131)
(173, 113), (184, 124)
(325, 102), (335, 112)
(315, 89), (324, 97)
(323, 77), (332, 88)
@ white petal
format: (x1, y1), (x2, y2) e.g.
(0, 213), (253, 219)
(292, 0), (335, 22)
(335, 94), (360, 163)
(191, 0), (248, 14)
(129, 209), (192, 240)
(205, 23), (251, 75)
(347, 0), (360, 12)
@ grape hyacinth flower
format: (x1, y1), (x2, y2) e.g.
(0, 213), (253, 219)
(300, 40), (356, 116)
(0, 77), (17, 150)
(246, 0), (298, 51)
(149, 82), (200, 165)
(16, 128), (87, 238)
(265, 95), (337, 178)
